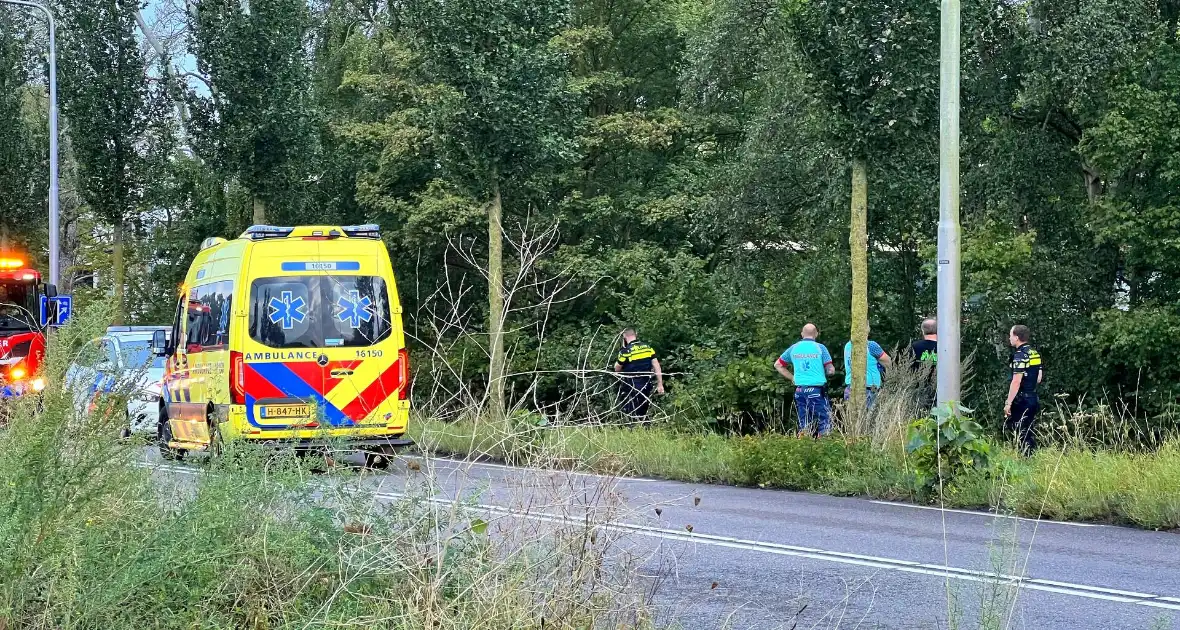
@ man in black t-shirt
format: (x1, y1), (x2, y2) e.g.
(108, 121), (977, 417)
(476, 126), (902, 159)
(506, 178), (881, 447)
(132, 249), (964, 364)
(910, 318), (938, 409)
(910, 318), (938, 370)
(1004, 324), (1043, 455)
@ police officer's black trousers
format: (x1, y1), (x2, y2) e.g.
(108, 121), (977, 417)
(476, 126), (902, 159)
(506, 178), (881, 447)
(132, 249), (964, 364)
(620, 378), (653, 423)
(1007, 395), (1039, 456)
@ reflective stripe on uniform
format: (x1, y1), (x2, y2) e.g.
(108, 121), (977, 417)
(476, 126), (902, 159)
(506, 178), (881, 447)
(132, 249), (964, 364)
(619, 345), (655, 362)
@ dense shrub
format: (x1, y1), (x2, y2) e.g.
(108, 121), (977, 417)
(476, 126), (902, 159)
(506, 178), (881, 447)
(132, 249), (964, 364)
(905, 403), (992, 490)
(730, 434), (872, 490)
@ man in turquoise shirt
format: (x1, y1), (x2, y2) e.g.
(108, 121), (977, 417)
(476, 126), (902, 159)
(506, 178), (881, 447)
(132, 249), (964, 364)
(774, 323), (835, 437)
(843, 328), (892, 410)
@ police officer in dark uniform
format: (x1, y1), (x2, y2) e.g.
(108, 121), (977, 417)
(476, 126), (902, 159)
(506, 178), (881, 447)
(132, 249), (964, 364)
(1004, 324), (1043, 455)
(613, 328), (665, 422)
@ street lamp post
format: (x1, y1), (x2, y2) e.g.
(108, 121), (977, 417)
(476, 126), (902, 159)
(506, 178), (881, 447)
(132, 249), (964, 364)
(2, 0), (59, 288)
(936, 0), (961, 406)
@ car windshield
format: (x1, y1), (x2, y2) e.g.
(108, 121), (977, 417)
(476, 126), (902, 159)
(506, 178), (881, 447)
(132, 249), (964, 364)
(120, 340), (165, 369)
(0, 281), (36, 331)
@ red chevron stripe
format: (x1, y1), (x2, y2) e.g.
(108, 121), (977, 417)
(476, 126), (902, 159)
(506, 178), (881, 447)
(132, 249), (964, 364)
(340, 359), (403, 421)
(283, 360), (364, 394)
(243, 363), (288, 400)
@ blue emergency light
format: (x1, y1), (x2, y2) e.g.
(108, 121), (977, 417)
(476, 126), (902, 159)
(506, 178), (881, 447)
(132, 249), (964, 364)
(341, 224), (381, 239)
(241, 225), (296, 240)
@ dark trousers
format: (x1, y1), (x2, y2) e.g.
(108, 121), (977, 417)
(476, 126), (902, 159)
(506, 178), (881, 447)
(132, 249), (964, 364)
(1007, 395), (1039, 455)
(620, 377), (653, 422)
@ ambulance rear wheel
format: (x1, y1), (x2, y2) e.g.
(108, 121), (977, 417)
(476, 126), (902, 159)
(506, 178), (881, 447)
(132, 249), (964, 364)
(364, 446), (392, 470)
(157, 415), (185, 461)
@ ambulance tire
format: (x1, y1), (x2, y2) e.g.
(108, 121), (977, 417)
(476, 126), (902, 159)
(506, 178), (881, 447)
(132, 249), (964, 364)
(364, 446), (392, 470)
(157, 410), (185, 461)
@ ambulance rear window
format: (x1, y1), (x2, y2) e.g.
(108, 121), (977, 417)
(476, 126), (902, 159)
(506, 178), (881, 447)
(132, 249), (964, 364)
(248, 276), (392, 349)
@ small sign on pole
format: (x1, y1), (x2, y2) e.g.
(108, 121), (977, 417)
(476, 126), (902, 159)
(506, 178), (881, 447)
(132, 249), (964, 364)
(40, 294), (72, 327)
(53, 295), (71, 326)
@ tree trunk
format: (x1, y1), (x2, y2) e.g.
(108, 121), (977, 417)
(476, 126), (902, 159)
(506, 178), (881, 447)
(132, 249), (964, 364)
(252, 196), (266, 225)
(487, 177), (506, 422)
(113, 221), (126, 325)
(1082, 164), (1104, 203)
(849, 158), (869, 423)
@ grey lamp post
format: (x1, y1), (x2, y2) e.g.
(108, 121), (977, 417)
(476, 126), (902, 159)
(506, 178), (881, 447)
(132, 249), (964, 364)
(936, 0), (962, 406)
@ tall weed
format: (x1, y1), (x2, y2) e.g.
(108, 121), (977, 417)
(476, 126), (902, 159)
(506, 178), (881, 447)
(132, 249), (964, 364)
(0, 305), (658, 629)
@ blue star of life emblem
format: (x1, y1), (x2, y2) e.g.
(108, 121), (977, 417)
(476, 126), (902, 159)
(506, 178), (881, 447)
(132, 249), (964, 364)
(268, 291), (307, 330)
(336, 290), (373, 328)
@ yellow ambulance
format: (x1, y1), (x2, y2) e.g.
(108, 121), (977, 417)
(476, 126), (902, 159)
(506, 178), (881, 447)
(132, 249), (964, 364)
(152, 224), (411, 464)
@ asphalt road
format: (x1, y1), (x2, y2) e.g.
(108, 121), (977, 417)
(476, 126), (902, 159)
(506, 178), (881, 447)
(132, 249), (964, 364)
(147, 452), (1180, 630)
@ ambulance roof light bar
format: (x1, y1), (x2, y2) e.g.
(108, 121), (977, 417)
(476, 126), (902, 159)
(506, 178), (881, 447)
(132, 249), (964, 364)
(341, 224), (381, 239)
(241, 225), (295, 240)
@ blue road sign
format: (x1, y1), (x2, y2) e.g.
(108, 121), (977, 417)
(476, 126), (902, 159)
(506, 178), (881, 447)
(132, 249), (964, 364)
(40, 294), (72, 327)
(53, 295), (71, 326)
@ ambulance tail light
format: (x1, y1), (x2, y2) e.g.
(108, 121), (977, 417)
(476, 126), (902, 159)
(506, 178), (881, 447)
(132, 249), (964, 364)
(398, 348), (410, 401)
(230, 351), (246, 404)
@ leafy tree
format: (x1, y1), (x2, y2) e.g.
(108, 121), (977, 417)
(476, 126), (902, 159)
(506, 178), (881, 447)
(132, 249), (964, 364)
(0, 10), (43, 255)
(1072, 17), (1180, 419)
(188, 0), (319, 225)
(58, 0), (154, 323)
(406, 0), (581, 419)
(783, 0), (939, 413)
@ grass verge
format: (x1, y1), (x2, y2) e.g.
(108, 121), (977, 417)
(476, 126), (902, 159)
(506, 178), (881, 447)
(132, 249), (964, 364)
(411, 416), (1180, 531)
(0, 307), (657, 629)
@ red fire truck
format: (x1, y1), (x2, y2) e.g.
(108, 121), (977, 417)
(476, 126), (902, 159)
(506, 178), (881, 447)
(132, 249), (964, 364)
(0, 256), (57, 398)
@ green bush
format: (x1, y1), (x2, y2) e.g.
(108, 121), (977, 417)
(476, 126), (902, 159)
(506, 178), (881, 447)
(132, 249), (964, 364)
(820, 442), (916, 500)
(668, 353), (796, 434)
(730, 434), (871, 490)
(905, 403), (992, 490)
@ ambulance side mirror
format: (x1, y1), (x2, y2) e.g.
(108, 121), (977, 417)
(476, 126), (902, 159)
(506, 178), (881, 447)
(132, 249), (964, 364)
(44, 283), (58, 298)
(151, 330), (169, 357)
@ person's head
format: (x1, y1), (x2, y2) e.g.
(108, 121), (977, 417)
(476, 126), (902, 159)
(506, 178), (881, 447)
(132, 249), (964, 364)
(621, 327), (637, 343)
(801, 323), (819, 339)
(921, 318), (937, 338)
(1009, 324), (1030, 348)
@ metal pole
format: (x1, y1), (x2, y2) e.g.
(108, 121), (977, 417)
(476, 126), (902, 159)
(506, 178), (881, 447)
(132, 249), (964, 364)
(936, 0), (961, 405)
(1, 0), (59, 287)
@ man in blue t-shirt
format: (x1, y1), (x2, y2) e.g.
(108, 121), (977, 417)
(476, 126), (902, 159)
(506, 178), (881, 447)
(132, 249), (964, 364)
(843, 328), (892, 410)
(774, 323), (836, 437)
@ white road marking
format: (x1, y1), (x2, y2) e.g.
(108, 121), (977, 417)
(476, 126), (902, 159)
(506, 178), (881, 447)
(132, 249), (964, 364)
(368, 488), (1180, 611)
(139, 460), (1180, 612)
(427, 462), (1104, 530)
(868, 500), (1105, 528)
(407, 454), (665, 483)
